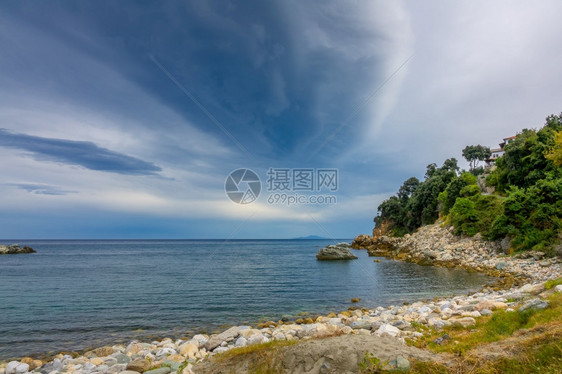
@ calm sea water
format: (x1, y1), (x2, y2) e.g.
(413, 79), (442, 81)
(0, 240), (492, 359)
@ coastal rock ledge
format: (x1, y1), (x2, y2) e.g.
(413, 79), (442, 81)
(0, 244), (36, 255)
(316, 243), (357, 260)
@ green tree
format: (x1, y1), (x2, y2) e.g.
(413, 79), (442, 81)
(438, 172), (478, 215)
(545, 130), (562, 166)
(462, 144), (492, 171)
(488, 114), (562, 192)
(489, 176), (562, 252)
(397, 177), (420, 202)
(406, 158), (459, 229)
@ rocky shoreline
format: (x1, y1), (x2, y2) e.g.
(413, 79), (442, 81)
(2, 224), (561, 374)
(0, 244), (36, 255)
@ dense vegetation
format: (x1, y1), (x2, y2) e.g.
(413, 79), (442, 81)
(375, 113), (562, 255)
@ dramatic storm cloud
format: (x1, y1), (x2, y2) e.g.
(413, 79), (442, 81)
(0, 0), (561, 238)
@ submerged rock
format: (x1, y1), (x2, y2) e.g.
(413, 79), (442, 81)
(0, 244), (36, 254)
(316, 244), (357, 260)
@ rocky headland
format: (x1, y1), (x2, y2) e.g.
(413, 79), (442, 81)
(353, 223), (561, 289)
(1, 224), (561, 373)
(0, 244), (36, 255)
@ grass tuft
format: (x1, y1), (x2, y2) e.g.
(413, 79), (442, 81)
(545, 277), (562, 290)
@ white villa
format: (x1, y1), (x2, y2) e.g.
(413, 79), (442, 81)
(486, 135), (516, 167)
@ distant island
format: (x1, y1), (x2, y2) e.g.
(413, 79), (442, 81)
(291, 235), (329, 240)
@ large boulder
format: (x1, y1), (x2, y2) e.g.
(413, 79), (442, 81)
(205, 326), (240, 351)
(125, 359), (151, 373)
(316, 245), (358, 260)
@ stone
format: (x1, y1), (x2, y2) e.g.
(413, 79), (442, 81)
(555, 285), (562, 293)
(20, 357), (42, 370)
(126, 343), (145, 355)
(519, 283), (545, 295)
(161, 360), (181, 372)
(341, 326), (353, 334)
(83, 362), (96, 371)
(191, 330), (208, 348)
(205, 326), (240, 351)
(14, 364), (28, 374)
(474, 300), (508, 311)
(462, 311), (481, 318)
(234, 336), (248, 347)
(126, 358), (151, 373)
(108, 364), (128, 374)
(179, 342), (198, 359)
(480, 309), (493, 316)
(118, 371), (141, 374)
(143, 367), (171, 374)
(449, 317), (476, 328)
(376, 323), (400, 337)
(156, 348), (176, 357)
(248, 333), (267, 345)
(52, 359), (63, 371)
(90, 358), (104, 366)
(92, 346), (114, 357)
(395, 356), (410, 370)
(5, 362), (19, 374)
(357, 328), (371, 335)
(392, 320), (411, 330)
(518, 298), (549, 312)
(166, 354), (185, 363)
(350, 319), (372, 330)
(113, 354), (130, 364)
(213, 346), (229, 354)
(433, 334), (451, 345)
(315, 245), (358, 260)
(499, 237), (512, 253)
(495, 262), (509, 270)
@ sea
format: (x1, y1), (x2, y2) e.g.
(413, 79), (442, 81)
(0, 239), (492, 359)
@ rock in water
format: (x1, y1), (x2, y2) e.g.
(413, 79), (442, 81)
(316, 244), (358, 260)
(0, 244), (36, 254)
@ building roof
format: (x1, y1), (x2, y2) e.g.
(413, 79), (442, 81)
(503, 135), (517, 140)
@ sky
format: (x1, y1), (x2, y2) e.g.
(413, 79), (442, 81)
(0, 1), (561, 239)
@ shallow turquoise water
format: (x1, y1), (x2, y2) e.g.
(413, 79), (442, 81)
(0, 240), (491, 359)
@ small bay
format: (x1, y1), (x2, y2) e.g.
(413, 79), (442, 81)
(0, 239), (491, 359)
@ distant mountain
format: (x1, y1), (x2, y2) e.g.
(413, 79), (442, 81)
(291, 235), (329, 240)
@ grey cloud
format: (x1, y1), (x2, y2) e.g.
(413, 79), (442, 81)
(0, 129), (161, 175)
(5, 183), (77, 195)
